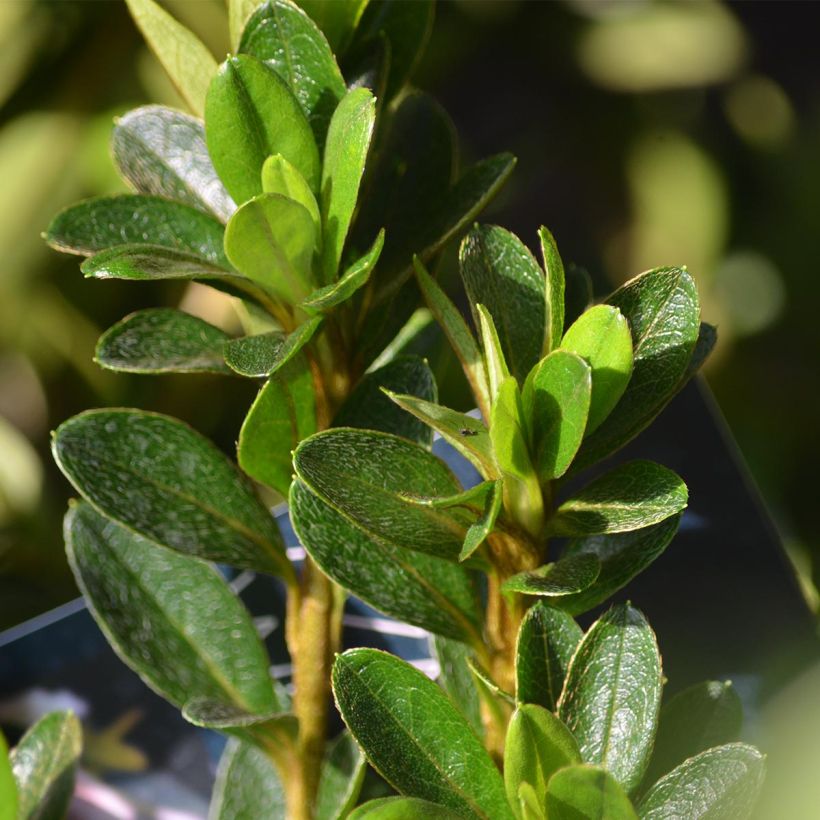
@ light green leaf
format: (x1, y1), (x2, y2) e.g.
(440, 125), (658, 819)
(321, 87), (376, 281)
(561, 305), (634, 435)
(224, 192), (318, 304)
(460, 478), (503, 561)
(546, 765), (638, 820)
(205, 54), (320, 204)
(316, 731), (367, 820)
(515, 601), (582, 712)
(0, 730), (15, 820)
(348, 797), (462, 820)
(224, 316), (323, 378)
(432, 635), (483, 738)
(112, 105), (235, 222)
(521, 350), (591, 481)
(333, 648), (513, 819)
(638, 744), (765, 820)
(66, 503), (281, 719)
(125, 0), (217, 117)
(95, 308), (231, 374)
(476, 305), (510, 403)
(209, 739), (286, 820)
(502, 553), (600, 598)
(550, 461), (687, 538)
(10, 711), (81, 820)
(504, 704), (581, 815)
(298, 0), (368, 54)
(518, 782), (546, 820)
(262, 154), (321, 234)
(557, 515), (682, 616)
(238, 357), (317, 497)
(240, 0), (346, 145)
(538, 226), (565, 354)
(460, 225), (546, 383)
(304, 229), (384, 311)
(290, 480), (482, 642)
(53, 409), (291, 579)
(46, 195), (229, 267)
(558, 604), (662, 792)
(229, 0), (262, 49)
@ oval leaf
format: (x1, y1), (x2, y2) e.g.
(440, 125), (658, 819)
(348, 797), (463, 820)
(558, 604), (662, 792)
(225, 316), (322, 378)
(53, 409), (291, 579)
(262, 153), (321, 233)
(502, 553), (601, 598)
(538, 226), (565, 354)
(333, 648), (513, 819)
(546, 765), (638, 820)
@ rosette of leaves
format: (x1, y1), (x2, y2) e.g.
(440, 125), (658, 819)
(45, 1), (514, 818)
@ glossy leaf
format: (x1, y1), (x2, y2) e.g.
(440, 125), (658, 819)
(0, 731), (15, 820)
(46, 195), (229, 266)
(348, 798), (462, 820)
(546, 765), (638, 820)
(521, 350), (592, 481)
(335, 356), (436, 447)
(538, 226), (565, 353)
(53, 409), (291, 578)
(321, 87), (376, 280)
(240, 0), (346, 145)
(432, 635), (483, 737)
(550, 461), (688, 537)
(290, 481), (482, 642)
(638, 744), (765, 819)
(333, 648), (513, 819)
(261, 153), (321, 234)
(294, 428), (469, 559)
(561, 305), (634, 434)
(209, 739), (286, 820)
(643, 680), (743, 787)
(205, 54), (320, 204)
(575, 268), (700, 470)
(460, 225), (546, 382)
(125, 0), (217, 116)
(66, 503), (280, 718)
(95, 308), (230, 374)
(502, 553), (600, 598)
(460, 478), (503, 560)
(558, 604), (662, 792)
(557, 515), (682, 616)
(315, 731), (367, 820)
(238, 358), (317, 497)
(504, 704), (581, 814)
(224, 193), (318, 303)
(10, 711), (81, 820)
(224, 317), (322, 378)
(112, 105), (235, 221)
(515, 602), (583, 711)
(298, 0), (368, 54)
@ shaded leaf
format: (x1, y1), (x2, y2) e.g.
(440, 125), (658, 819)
(333, 648), (513, 819)
(538, 226), (565, 354)
(467, 658), (516, 706)
(431, 635), (483, 737)
(298, 0), (368, 54)
(564, 263), (593, 329)
(460, 478), (503, 561)
(502, 553), (601, 598)
(348, 797), (462, 820)
(262, 153), (321, 234)
(224, 316), (322, 378)
(53, 409), (291, 578)
(546, 765), (638, 820)
(316, 731), (367, 820)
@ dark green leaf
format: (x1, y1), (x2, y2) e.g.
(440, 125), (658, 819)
(316, 731), (367, 820)
(685, 322), (717, 379)
(294, 428), (469, 559)
(46, 195), (229, 266)
(66, 503), (280, 718)
(298, 0), (367, 54)
(538, 226), (565, 354)
(502, 553), (600, 598)
(261, 154), (321, 233)
(125, 0), (217, 117)
(575, 268), (700, 470)
(53, 409), (291, 579)
(240, 0), (346, 146)
(10, 712), (81, 820)
(432, 635), (483, 737)
(504, 704), (581, 812)
(348, 797), (463, 820)
(467, 658), (516, 706)
(515, 602), (582, 712)
(546, 765), (638, 820)
(561, 305), (633, 435)
(205, 54), (320, 204)
(333, 648), (513, 819)
(460, 225), (546, 383)
(112, 105), (235, 221)
(521, 350), (591, 481)
(290, 481), (482, 642)
(460, 479), (503, 561)
(80, 245), (234, 284)
(224, 317), (322, 378)
(550, 461), (687, 538)
(321, 87), (376, 280)
(238, 358), (317, 497)
(638, 744), (765, 820)
(95, 308), (230, 374)
(335, 356), (436, 447)
(0, 730), (15, 820)
(209, 739), (287, 820)
(643, 681), (743, 788)
(557, 515), (682, 616)
(558, 604), (662, 792)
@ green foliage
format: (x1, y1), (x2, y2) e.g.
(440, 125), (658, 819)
(0, 731), (14, 820)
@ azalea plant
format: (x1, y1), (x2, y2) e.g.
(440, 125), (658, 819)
(41, 0), (765, 818)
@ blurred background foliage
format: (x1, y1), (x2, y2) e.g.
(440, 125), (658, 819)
(0, 0), (816, 627)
